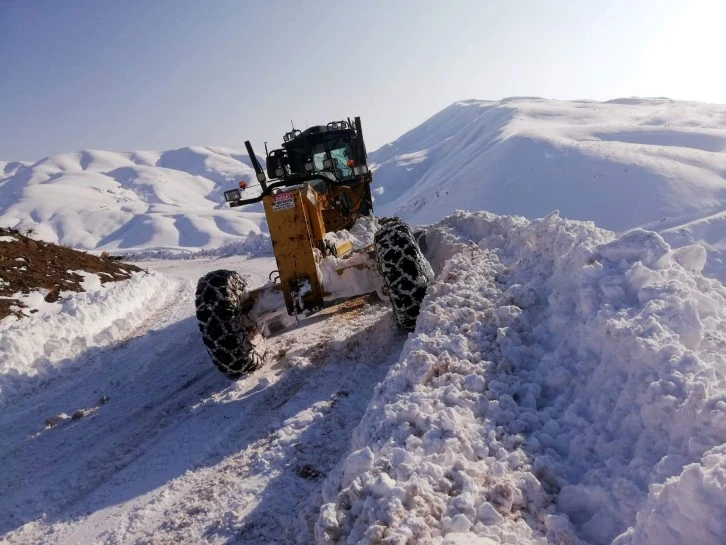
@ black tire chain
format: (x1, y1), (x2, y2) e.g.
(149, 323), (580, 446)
(195, 269), (261, 379)
(374, 217), (433, 330)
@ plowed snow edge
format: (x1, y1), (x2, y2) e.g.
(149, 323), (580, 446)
(0, 272), (179, 406)
(313, 211), (726, 545)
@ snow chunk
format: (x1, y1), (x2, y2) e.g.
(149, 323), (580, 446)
(671, 243), (707, 274)
(614, 446), (726, 545)
(323, 215), (378, 252)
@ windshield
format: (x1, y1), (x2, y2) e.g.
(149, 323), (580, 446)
(312, 136), (354, 179)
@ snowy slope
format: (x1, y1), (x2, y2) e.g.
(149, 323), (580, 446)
(371, 98), (726, 278)
(0, 148), (267, 252)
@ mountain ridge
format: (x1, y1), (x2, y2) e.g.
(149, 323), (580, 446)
(0, 146), (265, 251)
(369, 97), (726, 277)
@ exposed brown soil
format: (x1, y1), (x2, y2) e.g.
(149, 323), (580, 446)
(329, 293), (379, 324)
(0, 227), (142, 320)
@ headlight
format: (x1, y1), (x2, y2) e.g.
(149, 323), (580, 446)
(275, 168), (284, 177)
(224, 189), (242, 202)
(256, 172), (266, 183)
(305, 162), (313, 171)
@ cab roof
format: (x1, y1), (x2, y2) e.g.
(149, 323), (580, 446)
(282, 124), (355, 148)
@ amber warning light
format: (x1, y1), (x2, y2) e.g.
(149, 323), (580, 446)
(239, 181), (247, 189)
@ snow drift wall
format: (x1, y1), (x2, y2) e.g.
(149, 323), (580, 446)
(313, 211), (726, 545)
(0, 271), (180, 406)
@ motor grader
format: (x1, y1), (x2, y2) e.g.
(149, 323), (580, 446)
(195, 117), (433, 378)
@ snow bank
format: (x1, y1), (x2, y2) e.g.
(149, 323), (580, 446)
(314, 211), (726, 544)
(0, 271), (179, 405)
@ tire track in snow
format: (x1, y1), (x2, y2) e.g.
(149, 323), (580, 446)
(0, 276), (218, 539)
(3, 291), (406, 545)
(88, 301), (406, 545)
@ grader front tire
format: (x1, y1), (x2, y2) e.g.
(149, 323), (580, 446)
(374, 218), (433, 331)
(195, 269), (261, 379)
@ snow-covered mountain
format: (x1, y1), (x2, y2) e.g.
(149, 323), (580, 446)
(371, 97), (726, 277)
(372, 97), (726, 228)
(2, 98), (726, 275)
(0, 147), (265, 252)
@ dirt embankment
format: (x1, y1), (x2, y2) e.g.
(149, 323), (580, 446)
(0, 228), (142, 320)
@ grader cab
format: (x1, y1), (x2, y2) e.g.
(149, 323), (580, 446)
(195, 118), (433, 378)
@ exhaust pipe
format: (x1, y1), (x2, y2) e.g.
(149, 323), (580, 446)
(354, 117), (367, 163)
(245, 141), (268, 191)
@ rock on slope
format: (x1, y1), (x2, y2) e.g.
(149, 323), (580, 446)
(0, 227), (140, 320)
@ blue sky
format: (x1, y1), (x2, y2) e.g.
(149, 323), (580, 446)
(1, 0), (723, 161)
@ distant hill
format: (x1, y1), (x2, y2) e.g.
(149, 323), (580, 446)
(0, 147), (265, 252)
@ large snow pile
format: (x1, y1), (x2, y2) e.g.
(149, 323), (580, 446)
(371, 98), (726, 279)
(313, 211), (726, 544)
(0, 147), (266, 252)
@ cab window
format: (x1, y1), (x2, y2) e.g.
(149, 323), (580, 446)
(312, 136), (353, 179)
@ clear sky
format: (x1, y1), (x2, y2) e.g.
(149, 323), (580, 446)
(1, 0), (724, 161)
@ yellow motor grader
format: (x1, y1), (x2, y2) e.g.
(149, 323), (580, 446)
(195, 118), (433, 378)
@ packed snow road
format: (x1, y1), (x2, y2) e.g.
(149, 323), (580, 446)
(0, 254), (408, 544)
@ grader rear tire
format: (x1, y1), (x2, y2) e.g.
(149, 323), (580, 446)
(195, 269), (261, 379)
(374, 217), (433, 331)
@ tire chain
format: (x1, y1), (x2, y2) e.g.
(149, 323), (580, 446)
(374, 217), (433, 330)
(195, 269), (260, 378)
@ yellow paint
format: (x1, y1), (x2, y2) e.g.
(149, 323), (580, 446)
(261, 182), (373, 316)
(263, 190), (323, 314)
(335, 240), (353, 257)
(303, 185), (326, 244)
